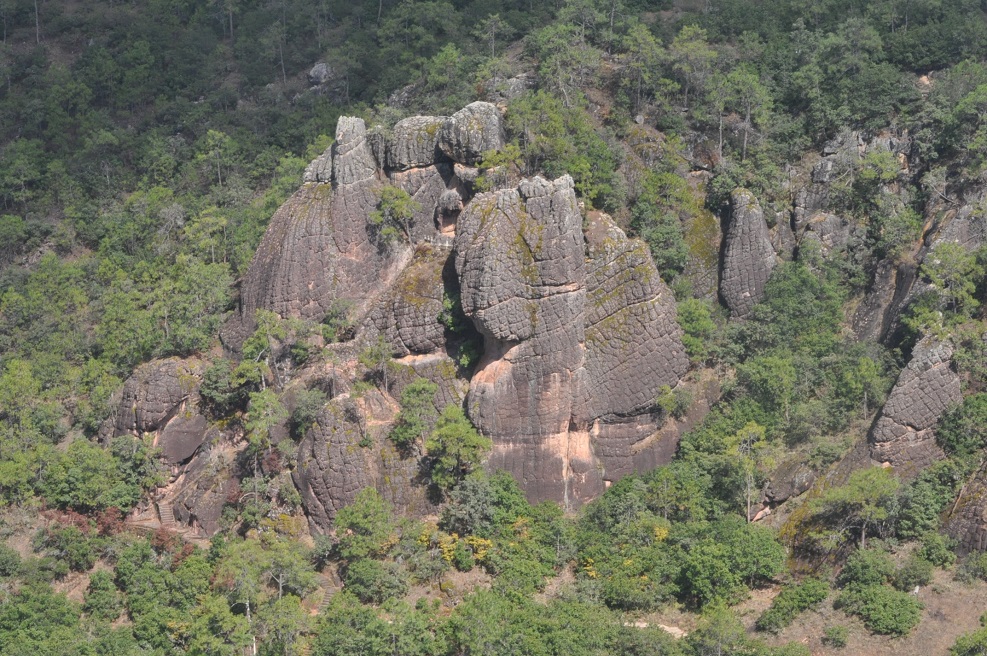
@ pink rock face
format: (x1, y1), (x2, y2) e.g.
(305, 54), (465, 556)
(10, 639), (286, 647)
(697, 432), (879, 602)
(870, 337), (962, 479)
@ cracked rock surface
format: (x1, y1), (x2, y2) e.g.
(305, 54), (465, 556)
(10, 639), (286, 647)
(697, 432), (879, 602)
(721, 188), (777, 318)
(455, 177), (688, 507)
(870, 337), (961, 478)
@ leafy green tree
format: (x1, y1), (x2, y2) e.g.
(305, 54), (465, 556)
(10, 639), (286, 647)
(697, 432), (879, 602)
(810, 467), (900, 548)
(358, 335), (395, 391)
(369, 185), (421, 247)
(938, 394), (987, 461)
(922, 241), (980, 318)
(425, 405), (491, 491)
(334, 488), (394, 561)
(389, 378), (438, 449)
(669, 25), (716, 111)
(343, 558), (409, 605)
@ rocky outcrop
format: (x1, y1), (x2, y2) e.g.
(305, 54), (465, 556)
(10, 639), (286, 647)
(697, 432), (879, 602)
(386, 116), (446, 170)
(293, 388), (434, 528)
(870, 337), (962, 479)
(366, 247), (449, 357)
(720, 189), (777, 318)
(111, 358), (201, 435)
(455, 177), (689, 506)
(227, 103), (690, 519)
(439, 102), (505, 165)
(104, 358), (210, 466)
(945, 467), (987, 554)
(223, 105), (507, 351)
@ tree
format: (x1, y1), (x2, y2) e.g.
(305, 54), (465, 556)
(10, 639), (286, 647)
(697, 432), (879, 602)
(370, 185), (421, 247)
(725, 421), (770, 521)
(334, 488), (394, 561)
(922, 241), (980, 317)
(389, 378), (438, 450)
(669, 25), (716, 111)
(358, 335), (395, 391)
(425, 405), (491, 491)
(725, 66), (772, 160)
(810, 467), (900, 548)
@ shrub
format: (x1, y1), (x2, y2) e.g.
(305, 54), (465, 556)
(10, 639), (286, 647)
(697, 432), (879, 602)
(938, 394), (987, 459)
(755, 578), (829, 633)
(823, 625), (849, 648)
(0, 544), (21, 578)
(837, 548), (895, 588)
(918, 532), (956, 568)
(836, 584), (923, 636)
(893, 555), (934, 592)
(343, 559), (408, 605)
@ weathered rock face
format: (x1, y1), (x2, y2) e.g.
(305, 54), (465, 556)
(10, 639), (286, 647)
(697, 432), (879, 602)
(104, 358), (210, 466)
(386, 116), (447, 171)
(228, 103), (689, 521)
(439, 102), (505, 165)
(293, 388), (434, 527)
(455, 177), (689, 506)
(112, 358), (201, 435)
(720, 188), (777, 318)
(224, 106), (506, 351)
(945, 467), (987, 554)
(366, 247), (449, 357)
(870, 337), (962, 479)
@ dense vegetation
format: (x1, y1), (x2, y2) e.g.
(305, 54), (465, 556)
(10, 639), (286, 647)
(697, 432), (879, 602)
(3, 0), (987, 653)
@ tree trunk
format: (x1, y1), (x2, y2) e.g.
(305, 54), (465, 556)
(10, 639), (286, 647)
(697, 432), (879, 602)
(34, 0), (40, 43)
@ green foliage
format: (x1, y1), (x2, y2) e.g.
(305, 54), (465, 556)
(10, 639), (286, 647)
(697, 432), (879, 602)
(290, 387), (327, 440)
(742, 261), (846, 357)
(676, 298), (718, 364)
(84, 570), (122, 622)
(837, 548), (895, 588)
(836, 584), (922, 636)
(39, 438), (150, 513)
(938, 394), (987, 460)
(823, 624), (850, 648)
(343, 559), (409, 605)
(755, 578), (829, 633)
(334, 488), (395, 562)
(809, 467), (900, 549)
(918, 531), (957, 569)
(389, 378), (438, 449)
(506, 89), (621, 209)
(425, 405), (491, 491)
(369, 185), (422, 247)
(893, 555), (934, 592)
(921, 242), (981, 319)
(897, 460), (964, 539)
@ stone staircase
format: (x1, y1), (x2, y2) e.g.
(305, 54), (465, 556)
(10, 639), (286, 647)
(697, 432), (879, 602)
(317, 569), (342, 613)
(156, 502), (176, 528)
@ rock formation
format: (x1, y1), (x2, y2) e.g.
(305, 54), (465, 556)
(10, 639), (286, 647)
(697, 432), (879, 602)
(720, 188), (777, 318)
(945, 467), (987, 554)
(104, 358), (209, 466)
(136, 102), (698, 530)
(870, 337), (962, 479)
(455, 178), (689, 506)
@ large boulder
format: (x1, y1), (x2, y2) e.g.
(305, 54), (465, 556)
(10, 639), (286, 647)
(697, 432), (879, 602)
(720, 188), (777, 318)
(386, 116), (447, 170)
(870, 337), (962, 478)
(945, 467), (987, 554)
(439, 102), (505, 165)
(293, 388), (434, 529)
